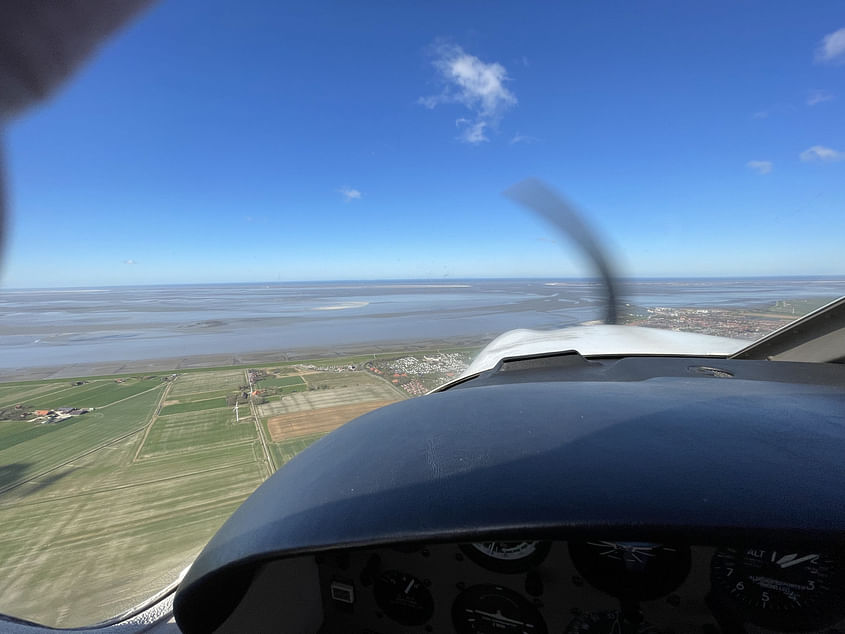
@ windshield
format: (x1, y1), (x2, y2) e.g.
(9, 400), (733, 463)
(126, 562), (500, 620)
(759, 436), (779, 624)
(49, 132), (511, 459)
(1, 2), (844, 627)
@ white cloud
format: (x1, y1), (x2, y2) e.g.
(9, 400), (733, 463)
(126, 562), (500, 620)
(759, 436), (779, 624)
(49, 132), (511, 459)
(123, 259), (136, 265)
(510, 132), (538, 145)
(746, 160), (773, 175)
(799, 145), (845, 162)
(807, 89), (834, 106)
(751, 110), (769, 120)
(418, 96), (440, 109)
(339, 186), (362, 202)
(457, 119), (488, 144)
(420, 41), (517, 144)
(816, 27), (845, 63)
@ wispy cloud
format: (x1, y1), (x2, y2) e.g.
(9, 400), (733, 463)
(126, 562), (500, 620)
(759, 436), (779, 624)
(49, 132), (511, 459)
(456, 119), (488, 144)
(799, 145), (845, 162)
(751, 103), (797, 120)
(746, 160), (773, 175)
(420, 40), (517, 144)
(816, 27), (845, 63)
(510, 132), (539, 145)
(807, 89), (834, 106)
(123, 259), (136, 265)
(339, 186), (362, 202)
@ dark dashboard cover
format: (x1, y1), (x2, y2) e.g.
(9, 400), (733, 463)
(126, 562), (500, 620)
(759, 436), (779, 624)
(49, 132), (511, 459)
(173, 366), (845, 631)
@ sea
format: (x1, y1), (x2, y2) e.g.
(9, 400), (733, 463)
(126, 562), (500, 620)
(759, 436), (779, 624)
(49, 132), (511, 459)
(2, 277), (844, 372)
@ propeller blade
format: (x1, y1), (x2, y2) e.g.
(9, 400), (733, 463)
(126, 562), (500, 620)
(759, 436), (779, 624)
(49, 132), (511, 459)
(503, 178), (620, 324)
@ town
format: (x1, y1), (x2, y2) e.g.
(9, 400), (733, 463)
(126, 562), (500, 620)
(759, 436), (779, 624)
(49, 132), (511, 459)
(258, 352), (475, 397)
(625, 306), (793, 340)
(365, 352), (472, 395)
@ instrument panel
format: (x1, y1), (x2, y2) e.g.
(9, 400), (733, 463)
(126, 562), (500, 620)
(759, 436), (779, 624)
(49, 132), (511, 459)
(314, 540), (845, 633)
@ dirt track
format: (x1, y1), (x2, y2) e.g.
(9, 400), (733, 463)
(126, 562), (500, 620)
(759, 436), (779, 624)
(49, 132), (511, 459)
(267, 400), (395, 442)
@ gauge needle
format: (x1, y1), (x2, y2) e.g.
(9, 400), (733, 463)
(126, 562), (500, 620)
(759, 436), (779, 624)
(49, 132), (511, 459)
(474, 610), (526, 626)
(778, 554), (818, 569)
(404, 579), (415, 594)
(587, 541), (657, 562)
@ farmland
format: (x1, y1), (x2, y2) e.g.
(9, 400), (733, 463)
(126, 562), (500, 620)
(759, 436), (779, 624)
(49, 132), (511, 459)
(0, 350), (474, 628)
(0, 370), (266, 627)
(266, 400), (397, 441)
(252, 368), (408, 472)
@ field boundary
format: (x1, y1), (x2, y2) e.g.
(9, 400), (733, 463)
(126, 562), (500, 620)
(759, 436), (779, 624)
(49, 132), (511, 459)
(98, 384), (166, 409)
(131, 380), (174, 463)
(246, 369), (275, 475)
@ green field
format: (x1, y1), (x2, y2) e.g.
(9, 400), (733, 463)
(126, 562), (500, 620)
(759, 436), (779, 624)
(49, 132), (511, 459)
(269, 433), (325, 465)
(37, 378), (163, 410)
(159, 397), (228, 416)
(164, 389), (235, 404)
(0, 368), (266, 627)
(257, 375), (305, 388)
(261, 383), (308, 401)
(0, 435), (264, 627)
(0, 382), (81, 409)
(0, 350), (476, 628)
(140, 409), (256, 458)
(0, 387), (165, 494)
(167, 369), (245, 397)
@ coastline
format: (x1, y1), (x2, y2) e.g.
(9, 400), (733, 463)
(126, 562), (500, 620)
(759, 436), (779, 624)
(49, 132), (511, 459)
(0, 335), (492, 383)
(3, 278), (842, 383)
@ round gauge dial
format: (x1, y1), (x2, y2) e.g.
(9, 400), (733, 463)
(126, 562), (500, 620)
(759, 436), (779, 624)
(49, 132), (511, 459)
(461, 541), (551, 573)
(710, 546), (845, 631)
(373, 570), (433, 626)
(565, 610), (659, 633)
(568, 540), (691, 600)
(452, 584), (547, 634)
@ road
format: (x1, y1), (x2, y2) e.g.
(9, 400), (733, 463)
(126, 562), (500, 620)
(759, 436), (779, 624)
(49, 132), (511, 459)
(131, 376), (175, 462)
(245, 369), (276, 476)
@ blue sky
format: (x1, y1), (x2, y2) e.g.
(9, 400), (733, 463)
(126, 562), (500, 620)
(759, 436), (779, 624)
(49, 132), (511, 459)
(3, 1), (844, 288)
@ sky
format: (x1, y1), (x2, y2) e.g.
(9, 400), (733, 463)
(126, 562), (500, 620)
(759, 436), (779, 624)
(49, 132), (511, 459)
(3, 1), (845, 288)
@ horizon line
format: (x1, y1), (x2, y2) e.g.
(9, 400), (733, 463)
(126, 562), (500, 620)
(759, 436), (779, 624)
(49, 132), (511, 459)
(4, 274), (845, 292)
